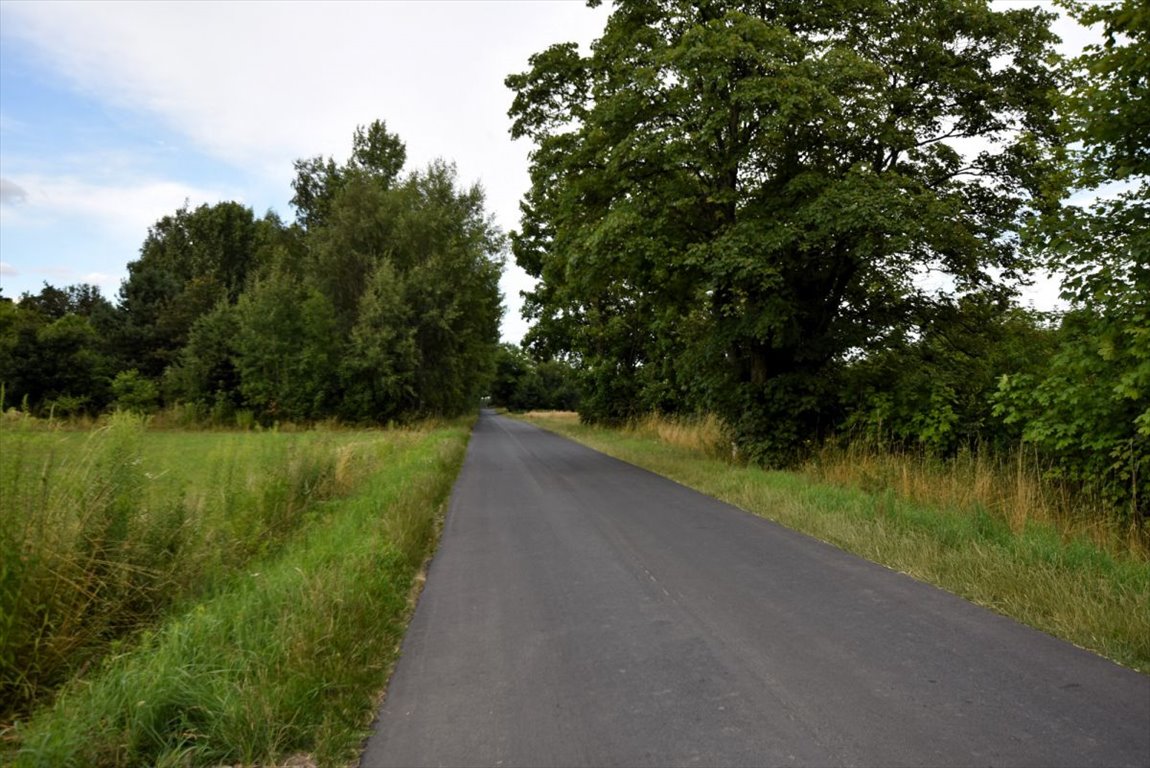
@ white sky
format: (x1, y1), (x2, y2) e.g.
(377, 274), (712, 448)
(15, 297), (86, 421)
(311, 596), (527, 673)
(0, 1), (1098, 341)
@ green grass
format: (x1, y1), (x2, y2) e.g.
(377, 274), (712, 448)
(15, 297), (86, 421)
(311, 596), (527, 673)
(517, 412), (1150, 675)
(2, 414), (470, 766)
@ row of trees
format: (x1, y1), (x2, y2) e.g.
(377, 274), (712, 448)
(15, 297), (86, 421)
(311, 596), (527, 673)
(489, 343), (581, 412)
(507, 0), (1146, 518)
(1, 122), (504, 424)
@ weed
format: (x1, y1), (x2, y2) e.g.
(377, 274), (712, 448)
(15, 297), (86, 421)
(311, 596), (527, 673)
(0, 420), (432, 721)
(3, 422), (470, 766)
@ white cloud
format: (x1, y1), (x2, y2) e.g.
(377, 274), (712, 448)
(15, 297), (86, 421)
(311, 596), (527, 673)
(4, 173), (233, 239)
(0, 261), (18, 276)
(6, 266), (120, 295)
(0, 174), (237, 301)
(1, 2), (607, 205)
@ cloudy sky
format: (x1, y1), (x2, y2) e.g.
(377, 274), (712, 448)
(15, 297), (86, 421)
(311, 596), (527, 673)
(0, 0), (612, 342)
(0, 1), (1094, 342)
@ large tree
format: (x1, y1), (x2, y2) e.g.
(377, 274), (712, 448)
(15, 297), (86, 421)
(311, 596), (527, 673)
(117, 202), (275, 379)
(286, 121), (504, 420)
(508, 0), (1063, 461)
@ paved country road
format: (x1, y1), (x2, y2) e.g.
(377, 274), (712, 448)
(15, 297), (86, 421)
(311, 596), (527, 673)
(360, 411), (1150, 768)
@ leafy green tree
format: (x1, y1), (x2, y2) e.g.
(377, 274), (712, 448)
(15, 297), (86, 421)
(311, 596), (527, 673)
(490, 343), (582, 411)
(995, 310), (1147, 519)
(490, 344), (532, 409)
(0, 299), (17, 405)
(534, 359), (582, 411)
(7, 121), (502, 424)
(508, 0), (1063, 462)
(295, 123), (504, 420)
(111, 369), (159, 414)
(842, 296), (1055, 452)
(117, 202), (273, 379)
(339, 261), (418, 420)
(999, 0), (1148, 519)
(290, 155), (344, 233)
(17, 283), (115, 323)
(290, 119), (407, 232)
(393, 162), (504, 416)
(0, 299), (41, 410)
(1, 285), (117, 414)
(164, 301), (242, 411)
(232, 270), (341, 421)
(304, 168), (403, 335)
(31, 314), (111, 414)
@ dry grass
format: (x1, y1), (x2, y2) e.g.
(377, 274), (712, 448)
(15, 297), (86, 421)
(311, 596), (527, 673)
(625, 413), (728, 458)
(806, 441), (1148, 559)
(518, 409), (580, 423)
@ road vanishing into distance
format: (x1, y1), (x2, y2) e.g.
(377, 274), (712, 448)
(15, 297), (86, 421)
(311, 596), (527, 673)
(360, 411), (1150, 768)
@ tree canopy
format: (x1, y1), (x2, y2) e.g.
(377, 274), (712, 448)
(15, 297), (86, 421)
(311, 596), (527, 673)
(508, 0), (1064, 462)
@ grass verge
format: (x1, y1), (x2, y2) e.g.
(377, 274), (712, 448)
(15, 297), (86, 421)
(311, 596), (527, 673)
(3, 419), (470, 767)
(517, 411), (1150, 675)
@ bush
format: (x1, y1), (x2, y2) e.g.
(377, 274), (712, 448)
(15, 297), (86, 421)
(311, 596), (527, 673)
(111, 369), (160, 414)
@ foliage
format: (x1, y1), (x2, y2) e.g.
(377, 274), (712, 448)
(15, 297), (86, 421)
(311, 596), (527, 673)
(3, 289), (119, 421)
(110, 369), (160, 414)
(232, 270), (342, 421)
(281, 124), (504, 420)
(508, 0), (1064, 463)
(998, 0), (1149, 521)
(3, 119), (503, 426)
(489, 343), (581, 412)
(340, 261), (419, 420)
(116, 202), (271, 380)
(0, 285), (118, 415)
(842, 296), (1056, 452)
(163, 301), (242, 415)
(995, 310), (1148, 520)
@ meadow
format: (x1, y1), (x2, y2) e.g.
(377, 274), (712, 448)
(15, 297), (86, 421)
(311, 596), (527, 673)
(518, 411), (1150, 675)
(1, 412), (470, 766)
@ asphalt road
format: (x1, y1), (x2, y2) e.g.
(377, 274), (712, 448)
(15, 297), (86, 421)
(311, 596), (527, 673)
(359, 411), (1150, 767)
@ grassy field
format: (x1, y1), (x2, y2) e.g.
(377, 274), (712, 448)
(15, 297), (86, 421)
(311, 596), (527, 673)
(516, 411), (1150, 675)
(1, 412), (471, 766)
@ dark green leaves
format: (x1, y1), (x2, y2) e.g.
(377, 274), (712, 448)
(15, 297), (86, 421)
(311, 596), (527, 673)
(508, 0), (1062, 461)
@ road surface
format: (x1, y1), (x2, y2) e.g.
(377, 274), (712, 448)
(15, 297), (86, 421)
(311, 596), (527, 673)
(360, 411), (1150, 767)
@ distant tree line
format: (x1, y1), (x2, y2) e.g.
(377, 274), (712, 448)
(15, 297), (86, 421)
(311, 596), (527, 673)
(0, 122), (505, 424)
(506, 0), (1147, 520)
(488, 343), (581, 412)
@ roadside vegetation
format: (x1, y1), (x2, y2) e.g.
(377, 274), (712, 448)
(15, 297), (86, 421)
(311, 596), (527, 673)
(518, 411), (1150, 675)
(1, 413), (470, 766)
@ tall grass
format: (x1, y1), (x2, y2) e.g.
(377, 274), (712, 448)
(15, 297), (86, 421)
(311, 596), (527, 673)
(518, 411), (1150, 673)
(806, 440), (1147, 556)
(0, 412), (441, 726)
(6, 422), (468, 767)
